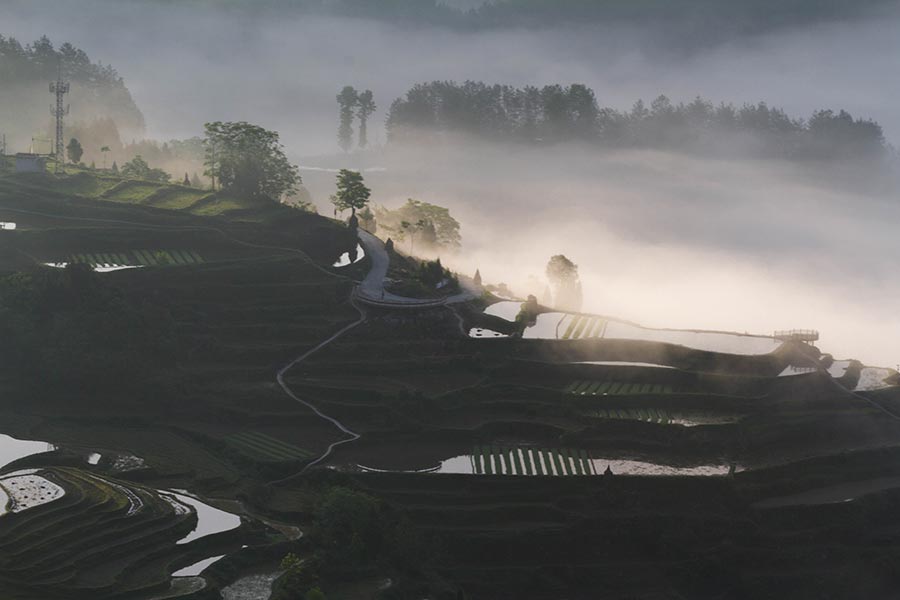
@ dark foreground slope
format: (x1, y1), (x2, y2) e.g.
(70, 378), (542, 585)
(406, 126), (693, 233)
(2, 170), (900, 599)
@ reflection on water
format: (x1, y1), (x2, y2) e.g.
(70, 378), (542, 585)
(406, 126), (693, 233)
(166, 490), (242, 545)
(222, 571), (280, 600)
(363, 446), (732, 477)
(0, 434), (53, 471)
(332, 244), (366, 268)
(172, 555), (225, 577)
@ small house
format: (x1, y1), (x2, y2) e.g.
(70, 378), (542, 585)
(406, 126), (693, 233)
(15, 153), (47, 173)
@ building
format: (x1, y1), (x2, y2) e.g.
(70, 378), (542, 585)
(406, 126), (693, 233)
(15, 153), (47, 173)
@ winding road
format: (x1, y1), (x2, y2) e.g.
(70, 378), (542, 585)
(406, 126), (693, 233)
(274, 228), (477, 477)
(355, 229), (476, 307)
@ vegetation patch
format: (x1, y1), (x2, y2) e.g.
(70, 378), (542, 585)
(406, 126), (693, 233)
(565, 380), (676, 395)
(472, 446), (596, 476)
(224, 431), (313, 464)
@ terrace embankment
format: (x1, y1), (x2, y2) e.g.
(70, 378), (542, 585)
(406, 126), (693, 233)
(353, 467), (900, 600)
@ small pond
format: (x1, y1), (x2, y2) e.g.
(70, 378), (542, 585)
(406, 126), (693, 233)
(333, 244), (366, 268)
(165, 490), (242, 545)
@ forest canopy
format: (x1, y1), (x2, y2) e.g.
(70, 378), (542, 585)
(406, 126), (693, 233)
(386, 81), (888, 161)
(0, 35), (144, 150)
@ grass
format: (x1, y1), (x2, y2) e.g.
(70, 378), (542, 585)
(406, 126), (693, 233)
(472, 446), (595, 476)
(224, 431), (313, 463)
(565, 380), (675, 396)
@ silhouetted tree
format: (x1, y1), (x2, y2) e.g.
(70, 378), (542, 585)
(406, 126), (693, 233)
(330, 169), (370, 217)
(546, 254), (582, 311)
(337, 86), (359, 152)
(66, 137), (83, 164)
(203, 121), (300, 201)
(356, 89), (376, 148)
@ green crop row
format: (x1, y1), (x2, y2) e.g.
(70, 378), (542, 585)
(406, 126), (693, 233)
(68, 249), (204, 267)
(224, 431), (313, 463)
(595, 407), (670, 424)
(471, 446), (595, 476)
(561, 315), (608, 340)
(564, 381), (674, 395)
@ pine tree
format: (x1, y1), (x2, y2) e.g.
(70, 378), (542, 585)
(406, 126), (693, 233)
(183, 172), (191, 186)
(357, 90), (376, 149)
(111, 161), (119, 174)
(337, 86), (359, 152)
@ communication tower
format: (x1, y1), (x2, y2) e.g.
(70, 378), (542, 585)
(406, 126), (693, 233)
(49, 64), (70, 174)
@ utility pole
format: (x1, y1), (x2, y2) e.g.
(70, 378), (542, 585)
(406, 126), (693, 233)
(49, 62), (70, 175)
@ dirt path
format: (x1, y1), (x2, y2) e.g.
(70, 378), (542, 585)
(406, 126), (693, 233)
(274, 299), (366, 477)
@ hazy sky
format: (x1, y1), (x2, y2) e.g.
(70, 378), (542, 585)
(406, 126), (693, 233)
(2, 0), (899, 366)
(3, 0), (900, 153)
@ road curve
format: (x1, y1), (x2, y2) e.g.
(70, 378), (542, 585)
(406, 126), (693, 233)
(356, 229), (475, 307)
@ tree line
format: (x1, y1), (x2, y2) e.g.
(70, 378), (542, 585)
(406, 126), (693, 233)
(0, 35), (145, 143)
(386, 81), (888, 160)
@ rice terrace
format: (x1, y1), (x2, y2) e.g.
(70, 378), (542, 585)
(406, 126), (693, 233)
(2, 2), (900, 599)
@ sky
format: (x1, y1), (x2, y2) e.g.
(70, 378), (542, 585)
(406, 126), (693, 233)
(2, 0), (899, 366)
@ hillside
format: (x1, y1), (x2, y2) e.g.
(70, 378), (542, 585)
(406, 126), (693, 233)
(1, 171), (900, 598)
(0, 35), (144, 152)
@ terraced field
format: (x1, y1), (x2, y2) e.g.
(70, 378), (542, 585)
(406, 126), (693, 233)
(224, 431), (313, 464)
(565, 380), (676, 395)
(67, 249), (205, 268)
(0, 467), (197, 597)
(560, 315), (608, 340)
(593, 407), (671, 424)
(470, 446), (596, 476)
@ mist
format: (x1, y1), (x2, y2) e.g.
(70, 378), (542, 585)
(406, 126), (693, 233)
(2, 0), (899, 365)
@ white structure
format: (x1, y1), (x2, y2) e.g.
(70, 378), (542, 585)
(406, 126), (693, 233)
(15, 153), (46, 173)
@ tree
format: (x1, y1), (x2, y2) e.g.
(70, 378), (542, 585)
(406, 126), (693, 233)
(66, 137), (83, 164)
(313, 487), (384, 569)
(329, 169), (370, 217)
(546, 254), (582, 311)
(358, 206), (376, 232)
(110, 161), (118, 174)
(400, 218), (429, 254)
(121, 155), (170, 182)
(203, 121), (300, 202)
(190, 172), (202, 188)
(305, 589), (327, 600)
(336, 86), (359, 152)
(356, 89), (376, 149)
(100, 145), (110, 169)
(374, 199), (461, 250)
(182, 172), (190, 186)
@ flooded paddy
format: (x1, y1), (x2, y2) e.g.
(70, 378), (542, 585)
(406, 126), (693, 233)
(172, 555), (226, 577)
(221, 571), (281, 600)
(360, 446), (732, 477)
(0, 433), (52, 471)
(468, 327), (508, 338)
(333, 244), (365, 267)
(165, 490), (242, 544)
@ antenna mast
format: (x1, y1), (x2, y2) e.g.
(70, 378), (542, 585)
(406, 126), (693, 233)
(49, 62), (70, 175)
